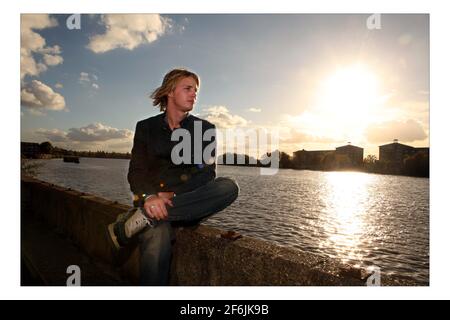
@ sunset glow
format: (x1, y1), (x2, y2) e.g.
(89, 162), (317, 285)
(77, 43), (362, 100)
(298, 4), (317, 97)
(314, 64), (381, 139)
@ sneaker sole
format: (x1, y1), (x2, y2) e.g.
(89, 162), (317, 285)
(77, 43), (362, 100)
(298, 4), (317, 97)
(107, 223), (121, 250)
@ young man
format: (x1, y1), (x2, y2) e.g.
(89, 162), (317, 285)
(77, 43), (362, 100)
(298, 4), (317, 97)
(108, 68), (239, 285)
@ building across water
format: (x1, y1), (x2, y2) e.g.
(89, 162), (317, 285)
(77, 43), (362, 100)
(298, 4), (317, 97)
(293, 143), (363, 170)
(379, 140), (429, 165)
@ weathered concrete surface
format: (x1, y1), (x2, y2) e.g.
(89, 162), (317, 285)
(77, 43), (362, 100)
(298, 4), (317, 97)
(22, 218), (129, 286)
(21, 175), (414, 286)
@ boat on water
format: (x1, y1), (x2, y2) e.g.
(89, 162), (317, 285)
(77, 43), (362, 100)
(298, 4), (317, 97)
(63, 156), (80, 163)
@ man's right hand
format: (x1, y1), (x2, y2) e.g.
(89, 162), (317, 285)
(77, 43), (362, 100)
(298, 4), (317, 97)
(143, 195), (173, 220)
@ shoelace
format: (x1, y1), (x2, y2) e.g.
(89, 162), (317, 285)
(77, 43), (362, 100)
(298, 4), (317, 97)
(124, 208), (153, 238)
(137, 208), (156, 227)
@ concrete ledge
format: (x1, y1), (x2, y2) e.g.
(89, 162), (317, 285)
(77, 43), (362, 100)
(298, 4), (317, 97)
(22, 218), (129, 286)
(21, 175), (414, 286)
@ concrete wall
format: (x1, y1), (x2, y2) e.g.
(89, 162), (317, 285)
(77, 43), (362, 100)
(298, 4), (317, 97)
(21, 176), (412, 286)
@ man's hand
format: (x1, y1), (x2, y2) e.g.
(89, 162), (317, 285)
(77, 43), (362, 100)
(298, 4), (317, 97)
(143, 194), (173, 220)
(157, 191), (175, 200)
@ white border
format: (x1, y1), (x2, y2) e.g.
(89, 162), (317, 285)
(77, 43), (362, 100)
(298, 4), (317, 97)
(3, 0), (449, 300)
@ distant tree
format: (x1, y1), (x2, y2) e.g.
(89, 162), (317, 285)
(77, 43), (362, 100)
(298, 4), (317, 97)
(279, 151), (293, 169)
(259, 150), (291, 168)
(39, 141), (53, 154)
(403, 151), (429, 177)
(218, 153), (258, 166)
(363, 154), (378, 172)
(364, 154), (377, 164)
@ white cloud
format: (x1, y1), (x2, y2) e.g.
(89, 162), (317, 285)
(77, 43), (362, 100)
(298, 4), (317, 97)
(200, 106), (248, 129)
(365, 119), (428, 144)
(31, 123), (134, 152)
(280, 112), (330, 137)
(248, 107), (261, 113)
(66, 123), (133, 142)
(79, 72), (90, 83)
(378, 100), (429, 131)
(35, 128), (68, 142)
(87, 14), (171, 53)
(27, 108), (46, 117)
(280, 128), (342, 144)
(42, 53), (63, 66)
(21, 80), (66, 111)
(79, 72), (100, 90)
(55, 83), (63, 89)
(21, 14), (63, 79)
(107, 140), (133, 151)
(38, 45), (61, 55)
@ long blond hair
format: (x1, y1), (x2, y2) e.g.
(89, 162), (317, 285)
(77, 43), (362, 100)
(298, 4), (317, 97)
(151, 68), (200, 111)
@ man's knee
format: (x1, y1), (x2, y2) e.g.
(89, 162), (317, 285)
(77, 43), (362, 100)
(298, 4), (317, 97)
(217, 177), (239, 199)
(139, 221), (173, 250)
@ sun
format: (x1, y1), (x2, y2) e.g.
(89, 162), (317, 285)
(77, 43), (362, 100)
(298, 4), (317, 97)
(313, 64), (381, 137)
(318, 64), (379, 117)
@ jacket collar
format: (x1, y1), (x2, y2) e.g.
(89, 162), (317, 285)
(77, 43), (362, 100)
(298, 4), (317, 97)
(161, 111), (191, 131)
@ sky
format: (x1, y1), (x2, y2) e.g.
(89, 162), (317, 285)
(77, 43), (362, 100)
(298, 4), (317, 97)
(20, 14), (429, 158)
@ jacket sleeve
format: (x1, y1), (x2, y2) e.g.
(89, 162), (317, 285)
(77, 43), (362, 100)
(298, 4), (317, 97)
(127, 121), (159, 201)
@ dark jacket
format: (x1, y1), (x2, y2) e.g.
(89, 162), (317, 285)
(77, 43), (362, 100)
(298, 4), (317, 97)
(128, 112), (216, 206)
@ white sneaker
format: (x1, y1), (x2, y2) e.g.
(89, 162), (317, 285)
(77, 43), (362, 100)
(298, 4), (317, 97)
(107, 208), (155, 249)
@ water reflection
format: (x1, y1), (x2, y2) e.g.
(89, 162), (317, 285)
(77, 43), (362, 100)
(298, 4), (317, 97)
(321, 171), (374, 267)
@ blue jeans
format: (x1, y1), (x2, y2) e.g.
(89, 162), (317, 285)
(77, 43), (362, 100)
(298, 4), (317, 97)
(138, 177), (239, 285)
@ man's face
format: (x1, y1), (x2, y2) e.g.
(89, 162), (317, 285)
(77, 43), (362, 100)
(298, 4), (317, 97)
(168, 76), (198, 112)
